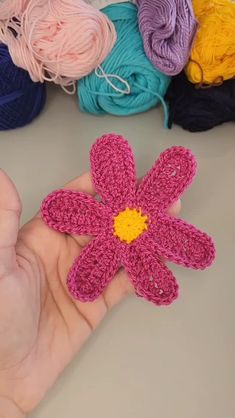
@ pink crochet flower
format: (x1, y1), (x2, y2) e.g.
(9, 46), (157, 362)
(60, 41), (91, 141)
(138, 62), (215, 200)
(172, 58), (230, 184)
(41, 134), (215, 306)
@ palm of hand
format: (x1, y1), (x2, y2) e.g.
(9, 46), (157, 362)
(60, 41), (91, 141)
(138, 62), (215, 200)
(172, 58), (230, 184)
(0, 171), (130, 414)
(0, 170), (179, 415)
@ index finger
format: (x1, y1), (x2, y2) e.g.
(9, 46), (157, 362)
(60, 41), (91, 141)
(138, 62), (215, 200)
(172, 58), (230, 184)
(35, 172), (96, 220)
(64, 171), (96, 196)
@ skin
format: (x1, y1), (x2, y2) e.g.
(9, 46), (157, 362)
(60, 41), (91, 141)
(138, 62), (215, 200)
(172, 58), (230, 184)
(0, 170), (180, 417)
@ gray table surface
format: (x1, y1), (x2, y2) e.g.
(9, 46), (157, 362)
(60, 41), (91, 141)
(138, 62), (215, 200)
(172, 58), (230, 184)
(0, 85), (234, 418)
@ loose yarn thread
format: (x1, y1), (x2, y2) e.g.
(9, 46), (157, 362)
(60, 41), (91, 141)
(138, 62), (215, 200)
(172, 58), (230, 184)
(137, 0), (197, 76)
(0, 0), (116, 90)
(167, 72), (235, 132)
(0, 43), (46, 130)
(78, 3), (170, 125)
(186, 0), (235, 84)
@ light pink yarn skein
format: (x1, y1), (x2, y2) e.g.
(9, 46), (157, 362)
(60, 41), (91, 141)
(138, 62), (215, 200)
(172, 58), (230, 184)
(0, 0), (29, 19)
(0, 0), (116, 90)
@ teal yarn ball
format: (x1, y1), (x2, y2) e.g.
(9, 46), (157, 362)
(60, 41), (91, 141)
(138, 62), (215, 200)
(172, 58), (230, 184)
(77, 3), (170, 121)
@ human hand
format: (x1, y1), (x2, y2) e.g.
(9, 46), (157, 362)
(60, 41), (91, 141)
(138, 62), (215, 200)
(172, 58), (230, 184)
(0, 170), (180, 417)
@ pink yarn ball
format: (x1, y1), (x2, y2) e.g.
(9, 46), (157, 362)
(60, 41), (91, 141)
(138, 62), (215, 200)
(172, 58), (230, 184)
(0, 0), (29, 19)
(0, 0), (116, 89)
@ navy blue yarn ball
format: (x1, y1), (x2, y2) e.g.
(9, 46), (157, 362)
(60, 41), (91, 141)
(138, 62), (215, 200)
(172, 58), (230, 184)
(0, 44), (46, 131)
(167, 72), (235, 132)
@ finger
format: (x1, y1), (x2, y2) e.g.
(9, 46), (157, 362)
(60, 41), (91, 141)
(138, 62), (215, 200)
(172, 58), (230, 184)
(64, 173), (96, 245)
(167, 199), (181, 217)
(56, 173), (96, 247)
(65, 175), (180, 216)
(0, 170), (21, 276)
(64, 172), (96, 196)
(0, 170), (21, 248)
(67, 174), (181, 218)
(36, 172), (96, 220)
(103, 268), (133, 310)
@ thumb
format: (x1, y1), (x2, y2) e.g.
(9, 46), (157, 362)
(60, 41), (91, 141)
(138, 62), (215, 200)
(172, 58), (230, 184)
(0, 169), (22, 277)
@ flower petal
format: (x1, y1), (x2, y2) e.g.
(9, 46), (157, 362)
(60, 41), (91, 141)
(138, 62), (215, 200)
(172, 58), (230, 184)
(123, 235), (178, 306)
(90, 134), (136, 211)
(67, 234), (121, 301)
(150, 214), (215, 269)
(137, 146), (197, 212)
(41, 190), (109, 236)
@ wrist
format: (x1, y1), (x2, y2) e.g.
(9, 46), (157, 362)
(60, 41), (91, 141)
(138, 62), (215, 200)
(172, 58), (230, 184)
(0, 396), (25, 418)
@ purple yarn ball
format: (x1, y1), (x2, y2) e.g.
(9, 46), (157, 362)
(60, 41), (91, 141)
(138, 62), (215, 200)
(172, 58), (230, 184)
(137, 0), (197, 76)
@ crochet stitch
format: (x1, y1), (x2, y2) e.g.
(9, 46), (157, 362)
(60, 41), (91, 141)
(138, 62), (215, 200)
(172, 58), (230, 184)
(41, 134), (215, 306)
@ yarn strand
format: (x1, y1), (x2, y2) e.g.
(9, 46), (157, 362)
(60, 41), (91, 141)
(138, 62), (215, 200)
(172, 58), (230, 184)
(95, 66), (131, 95)
(0, 91), (24, 106)
(0, 0), (117, 88)
(78, 3), (170, 124)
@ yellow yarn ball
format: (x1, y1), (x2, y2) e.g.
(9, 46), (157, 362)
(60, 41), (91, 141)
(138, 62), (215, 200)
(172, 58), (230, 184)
(186, 0), (235, 84)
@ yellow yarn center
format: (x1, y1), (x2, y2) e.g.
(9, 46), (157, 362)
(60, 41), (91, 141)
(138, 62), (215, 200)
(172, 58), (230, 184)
(113, 208), (148, 244)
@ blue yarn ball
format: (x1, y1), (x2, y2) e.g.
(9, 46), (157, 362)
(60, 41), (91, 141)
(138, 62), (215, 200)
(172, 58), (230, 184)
(77, 3), (170, 117)
(0, 44), (46, 131)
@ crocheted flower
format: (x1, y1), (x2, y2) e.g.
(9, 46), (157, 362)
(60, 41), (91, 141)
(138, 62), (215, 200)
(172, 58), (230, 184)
(41, 134), (215, 306)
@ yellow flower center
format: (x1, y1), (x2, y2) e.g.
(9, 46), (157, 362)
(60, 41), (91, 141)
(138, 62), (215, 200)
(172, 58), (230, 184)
(113, 208), (148, 244)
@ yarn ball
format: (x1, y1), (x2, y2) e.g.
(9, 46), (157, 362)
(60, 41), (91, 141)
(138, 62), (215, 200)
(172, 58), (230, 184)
(78, 3), (170, 120)
(186, 0), (235, 84)
(0, 0), (29, 19)
(167, 72), (235, 132)
(137, 0), (197, 76)
(0, 0), (116, 89)
(0, 43), (46, 131)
